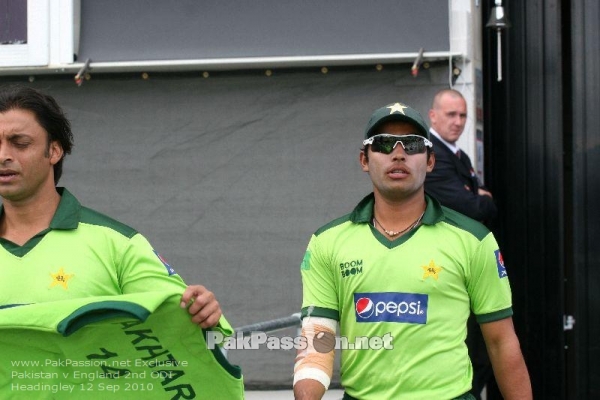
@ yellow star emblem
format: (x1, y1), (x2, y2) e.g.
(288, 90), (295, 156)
(422, 260), (443, 280)
(387, 102), (408, 115)
(50, 267), (74, 290)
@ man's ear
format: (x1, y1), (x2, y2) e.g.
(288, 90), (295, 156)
(360, 149), (369, 172)
(428, 108), (436, 124)
(426, 151), (435, 172)
(49, 141), (64, 165)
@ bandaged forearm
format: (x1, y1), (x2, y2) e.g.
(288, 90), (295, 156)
(293, 316), (336, 389)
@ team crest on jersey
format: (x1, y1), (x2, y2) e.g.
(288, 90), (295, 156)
(153, 250), (176, 276)
(49, 267), (74, 290)
(421, 260), (443, 280)
(495, 250), (507, 278)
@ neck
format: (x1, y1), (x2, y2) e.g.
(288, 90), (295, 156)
(0, 188), (61, 245)
(372, 193), (426, 237)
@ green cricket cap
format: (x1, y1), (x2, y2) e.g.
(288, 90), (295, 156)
(364, 102), (430, 139)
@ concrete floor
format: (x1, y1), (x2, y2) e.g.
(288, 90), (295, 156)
(244, 389), (344, 399)
(244, 389), (485, 399)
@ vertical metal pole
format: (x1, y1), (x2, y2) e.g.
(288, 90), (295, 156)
(497, 29), (502, 82)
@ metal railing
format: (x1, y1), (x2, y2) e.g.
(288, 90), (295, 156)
(0, 52), (464, 76)
(233, 313), (301, 337)
(218, 313), (301, 359)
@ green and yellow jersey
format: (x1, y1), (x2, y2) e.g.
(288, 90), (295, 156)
(0, 188), (187, 306)
(1, 188), (243, 398)
(300, 193), (512, 399)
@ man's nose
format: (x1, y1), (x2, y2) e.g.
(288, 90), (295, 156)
(453, 116), (466, 125)
(0, 145), (13, 164)
(391, 145), (407, 160)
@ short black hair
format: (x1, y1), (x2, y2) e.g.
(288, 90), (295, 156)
(0, 85), (73, 184)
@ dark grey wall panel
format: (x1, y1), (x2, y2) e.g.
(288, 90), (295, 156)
(78, 0), (449, 61)
(570, 0), (600, 397)
(484, 0), (600, 398)
(0, 65), (448, 386)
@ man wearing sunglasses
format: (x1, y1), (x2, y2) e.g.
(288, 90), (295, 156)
(293, 102), (531, 400)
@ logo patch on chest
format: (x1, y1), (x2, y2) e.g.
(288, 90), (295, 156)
(421, 260), (443, 280)
(49, 267), (74, 290)
(354, 292), (428, 324)
(340, 259), (364, 278)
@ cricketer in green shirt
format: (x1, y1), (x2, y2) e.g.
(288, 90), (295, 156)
(300, 193), (513, 399)
(0, 187), (213, 305)
(0, 187), (243, 398)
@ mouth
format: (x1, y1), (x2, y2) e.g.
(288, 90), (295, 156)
(387, 167), (409, 178)
(0, 170), (18, 182)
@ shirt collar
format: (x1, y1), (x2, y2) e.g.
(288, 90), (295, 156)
(0, 187), (81, 231)
(349, 192), (444, 226)
(50, 187), (81, 230)
(430, 128), (460, 154)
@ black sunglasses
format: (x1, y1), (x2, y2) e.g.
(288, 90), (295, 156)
(363, 134), (433, 155)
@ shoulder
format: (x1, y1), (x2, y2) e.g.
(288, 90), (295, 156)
(313, 213), (353, 237)
(425, 195), (490, 241)
(430, 136), (451, 158)
(437, 205), (490, 241)
(313, 194), (374, 237)
(430, 134), (445, 148)
(79, 206), (139, 239)
(58, 188), (139, 239)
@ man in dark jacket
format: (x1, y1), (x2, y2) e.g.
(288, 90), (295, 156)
(425, 89), (496, 223)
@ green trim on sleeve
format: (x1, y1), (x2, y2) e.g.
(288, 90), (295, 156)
(475, 307), (513, 324)
(213, 315), (234, 337)
(57, 301), (151, 336)
(204, 329), (243, 379)
(301, 306), (340, 321)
